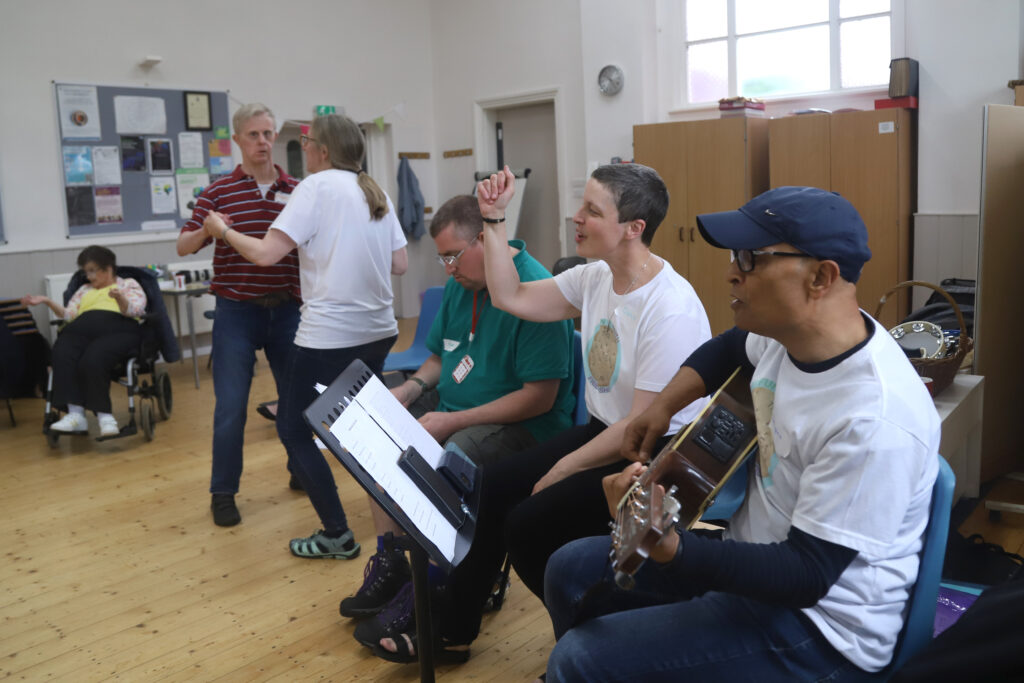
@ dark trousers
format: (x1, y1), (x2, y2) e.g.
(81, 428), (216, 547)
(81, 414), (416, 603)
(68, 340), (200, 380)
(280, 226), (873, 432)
(276, 336), (396, 535)
(505, 426), (670, 603)
(441, 418), (670, 644)
(51, 311), (142, 414)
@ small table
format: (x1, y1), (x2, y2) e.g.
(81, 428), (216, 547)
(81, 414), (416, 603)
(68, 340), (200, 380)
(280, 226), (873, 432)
(933, 373), (985, 502)
(162, 284), (210, 389)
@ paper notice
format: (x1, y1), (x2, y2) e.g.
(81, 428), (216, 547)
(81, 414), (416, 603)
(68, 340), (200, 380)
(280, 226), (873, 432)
(114, 96), (167, 135)
(178, 132), (205, 168)
(56, 84), (102, 139)
(92, 146), (122, 186)
(149, 176), (177, 214)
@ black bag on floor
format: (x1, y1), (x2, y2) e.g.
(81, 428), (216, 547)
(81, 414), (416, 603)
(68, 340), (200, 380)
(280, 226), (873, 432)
(942, 532), (1023, 586)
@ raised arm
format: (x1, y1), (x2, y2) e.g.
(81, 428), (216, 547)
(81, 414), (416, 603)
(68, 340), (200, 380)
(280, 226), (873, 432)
(477, 167), (578, 323)
(204, 211), (296, 267)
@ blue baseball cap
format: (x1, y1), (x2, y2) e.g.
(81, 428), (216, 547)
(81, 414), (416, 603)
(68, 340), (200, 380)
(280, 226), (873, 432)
(696, 186), (871, 283)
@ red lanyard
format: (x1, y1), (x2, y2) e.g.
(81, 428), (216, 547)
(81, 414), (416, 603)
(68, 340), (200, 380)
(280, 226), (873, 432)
(470, 290), (486, 342)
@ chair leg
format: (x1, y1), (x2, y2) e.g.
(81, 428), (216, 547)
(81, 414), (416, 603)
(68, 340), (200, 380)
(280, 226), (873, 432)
(5, 398), (14, 427)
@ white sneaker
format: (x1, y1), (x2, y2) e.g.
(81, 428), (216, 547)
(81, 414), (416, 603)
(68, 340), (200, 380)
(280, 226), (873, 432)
(97, 414), (120, 437)
(51, 413), (88, 433)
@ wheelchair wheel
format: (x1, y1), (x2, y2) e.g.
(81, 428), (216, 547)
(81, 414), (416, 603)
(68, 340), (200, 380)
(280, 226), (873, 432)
(155, 370), (173, 420)
(141, 402), (155, 441)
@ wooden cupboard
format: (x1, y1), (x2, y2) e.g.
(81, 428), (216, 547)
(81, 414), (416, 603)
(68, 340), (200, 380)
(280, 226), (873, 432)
(769, 109), (916, 328)
(633, 117), (769, 334)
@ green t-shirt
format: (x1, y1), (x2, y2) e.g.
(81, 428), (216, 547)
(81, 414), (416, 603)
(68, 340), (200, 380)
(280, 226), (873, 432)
(425, 240), (575, 442)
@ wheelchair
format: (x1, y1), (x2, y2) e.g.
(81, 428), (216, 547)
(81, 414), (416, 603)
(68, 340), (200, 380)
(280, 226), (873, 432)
(42, 265), (180, 447)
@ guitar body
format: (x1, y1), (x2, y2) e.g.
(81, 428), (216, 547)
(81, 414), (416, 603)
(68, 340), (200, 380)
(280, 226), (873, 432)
(611, 367), (758, 589)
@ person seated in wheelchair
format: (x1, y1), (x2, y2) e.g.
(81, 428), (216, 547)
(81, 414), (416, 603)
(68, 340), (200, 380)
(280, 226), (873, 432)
(21, 245), (147, 437)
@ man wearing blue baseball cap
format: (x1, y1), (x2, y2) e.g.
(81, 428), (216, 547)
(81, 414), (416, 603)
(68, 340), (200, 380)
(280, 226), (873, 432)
(539, 186), (942, 681)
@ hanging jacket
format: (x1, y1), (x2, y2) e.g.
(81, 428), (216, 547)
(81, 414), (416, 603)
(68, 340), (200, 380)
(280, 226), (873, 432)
(397, 157), (425, 240)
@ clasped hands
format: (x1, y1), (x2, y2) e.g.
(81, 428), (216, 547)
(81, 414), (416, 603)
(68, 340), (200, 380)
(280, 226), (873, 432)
(202, 211), (234, 239)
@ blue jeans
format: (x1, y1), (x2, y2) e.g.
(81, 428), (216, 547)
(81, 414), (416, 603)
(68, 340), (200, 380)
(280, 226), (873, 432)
(544, 536), (877, 683)
(210, 296), (300, 494)
(276, 336), (396, 535)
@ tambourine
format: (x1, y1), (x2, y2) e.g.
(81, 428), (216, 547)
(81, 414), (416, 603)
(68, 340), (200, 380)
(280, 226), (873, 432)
(889, 320), (946, 359)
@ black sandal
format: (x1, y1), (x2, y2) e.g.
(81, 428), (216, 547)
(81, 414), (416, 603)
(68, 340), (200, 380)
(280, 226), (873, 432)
(370, 631), (470, 665)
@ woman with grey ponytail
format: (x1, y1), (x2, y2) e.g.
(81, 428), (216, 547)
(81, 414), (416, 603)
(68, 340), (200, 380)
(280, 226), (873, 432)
(309, 114), (389, 219)
(203, 113), (408, 560)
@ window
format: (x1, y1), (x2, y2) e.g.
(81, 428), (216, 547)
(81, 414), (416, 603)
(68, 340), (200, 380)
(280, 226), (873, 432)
(681, 0), (892, 105)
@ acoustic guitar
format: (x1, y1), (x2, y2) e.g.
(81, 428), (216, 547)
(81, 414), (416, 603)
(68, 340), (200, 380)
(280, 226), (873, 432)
(611, 367), (759, 589)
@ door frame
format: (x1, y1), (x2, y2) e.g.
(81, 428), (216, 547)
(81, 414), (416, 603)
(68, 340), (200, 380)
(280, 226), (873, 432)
(473, 87), (569, 257)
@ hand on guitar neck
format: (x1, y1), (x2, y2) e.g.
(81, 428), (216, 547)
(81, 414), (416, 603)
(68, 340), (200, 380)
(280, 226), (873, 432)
(603, 463), (681, 565)
(609, 367), (758, 589)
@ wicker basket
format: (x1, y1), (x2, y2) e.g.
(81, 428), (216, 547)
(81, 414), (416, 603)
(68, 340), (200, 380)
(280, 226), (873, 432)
(874, 280), (973, 397)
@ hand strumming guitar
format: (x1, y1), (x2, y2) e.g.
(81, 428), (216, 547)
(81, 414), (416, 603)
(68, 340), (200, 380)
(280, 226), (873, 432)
(621, 403), (673, 464)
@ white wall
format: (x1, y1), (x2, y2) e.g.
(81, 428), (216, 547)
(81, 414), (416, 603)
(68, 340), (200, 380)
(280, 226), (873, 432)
(428, 0), (587, 219)
(906, 0), (1021, 213)
(579, 0), (658, 171)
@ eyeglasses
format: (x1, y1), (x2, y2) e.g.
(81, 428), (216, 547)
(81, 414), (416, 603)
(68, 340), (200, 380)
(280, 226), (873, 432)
(436, 246), (468, 267)
(730, 249), (812, 273)
(300, 134), (318, 146)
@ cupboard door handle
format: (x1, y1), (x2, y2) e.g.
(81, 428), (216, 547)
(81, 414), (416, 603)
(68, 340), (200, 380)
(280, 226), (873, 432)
(678, 226), (684, 242)
(690, 227), (695, 242)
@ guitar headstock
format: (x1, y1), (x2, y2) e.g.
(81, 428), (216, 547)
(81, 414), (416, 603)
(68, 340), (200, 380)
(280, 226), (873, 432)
(611, 482), (680, 589)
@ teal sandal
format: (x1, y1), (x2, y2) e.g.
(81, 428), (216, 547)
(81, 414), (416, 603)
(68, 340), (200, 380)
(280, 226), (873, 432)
(289, 529), (360, 559)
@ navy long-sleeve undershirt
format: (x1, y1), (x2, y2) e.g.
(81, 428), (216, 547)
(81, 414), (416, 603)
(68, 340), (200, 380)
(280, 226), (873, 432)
(658, 325), (867, 607)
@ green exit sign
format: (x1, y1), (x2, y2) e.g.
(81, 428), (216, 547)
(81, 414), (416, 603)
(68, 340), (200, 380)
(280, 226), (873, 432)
(314, 105), (336, 116)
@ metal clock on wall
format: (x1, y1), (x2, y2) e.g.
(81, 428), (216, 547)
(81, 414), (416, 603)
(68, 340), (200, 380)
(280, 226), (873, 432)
(598, 64), (624, 96)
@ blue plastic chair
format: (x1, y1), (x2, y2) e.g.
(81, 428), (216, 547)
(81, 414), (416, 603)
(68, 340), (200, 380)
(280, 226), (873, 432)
(698, 453), (954, 677)
(701, 455), (751, 521)
(384, 286), (444, 374)
(571, 330), (588, 426)
(884, 454), (955, 676)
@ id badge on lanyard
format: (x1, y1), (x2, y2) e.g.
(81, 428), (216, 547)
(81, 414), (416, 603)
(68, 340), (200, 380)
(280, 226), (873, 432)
(452, 354), (474, 383)
(452, 290), (484, 384)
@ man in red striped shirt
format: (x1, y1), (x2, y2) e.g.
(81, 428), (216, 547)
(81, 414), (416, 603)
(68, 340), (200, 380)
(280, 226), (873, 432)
(177, 103), (301, 528)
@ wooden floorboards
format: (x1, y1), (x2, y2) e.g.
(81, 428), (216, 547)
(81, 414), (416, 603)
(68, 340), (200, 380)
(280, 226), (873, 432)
(0, 320), (553, 681)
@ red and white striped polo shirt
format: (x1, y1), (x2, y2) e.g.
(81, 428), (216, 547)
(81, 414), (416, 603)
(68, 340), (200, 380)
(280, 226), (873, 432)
(180, 164), (301, 302)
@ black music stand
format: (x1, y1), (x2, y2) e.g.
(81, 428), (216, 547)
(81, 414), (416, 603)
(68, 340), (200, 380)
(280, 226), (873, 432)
(304, 360), (480, 683)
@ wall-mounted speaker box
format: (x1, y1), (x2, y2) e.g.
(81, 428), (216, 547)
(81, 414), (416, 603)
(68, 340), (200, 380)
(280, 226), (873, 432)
(889, 58), (919, 98)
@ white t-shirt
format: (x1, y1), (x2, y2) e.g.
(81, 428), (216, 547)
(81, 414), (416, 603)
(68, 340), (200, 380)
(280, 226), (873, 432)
(270, 169), (407, 349)
(554, 259), (711, 431)
(724, 315), (941, 672)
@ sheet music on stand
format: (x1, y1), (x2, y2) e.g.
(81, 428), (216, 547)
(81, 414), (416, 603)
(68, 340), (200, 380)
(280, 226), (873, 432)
(304, 360), (478, 571)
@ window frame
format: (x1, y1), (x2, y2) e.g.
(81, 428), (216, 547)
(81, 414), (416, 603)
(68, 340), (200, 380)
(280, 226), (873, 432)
(661, 0), (905, 111)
